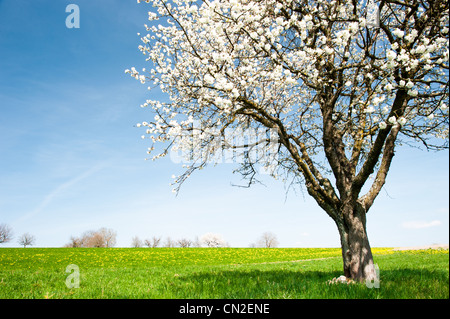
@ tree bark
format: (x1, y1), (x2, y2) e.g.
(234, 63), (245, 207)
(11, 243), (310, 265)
(335, 203), (377, 282)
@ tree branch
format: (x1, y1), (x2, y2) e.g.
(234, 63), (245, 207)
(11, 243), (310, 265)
(360, 125), (400, 211)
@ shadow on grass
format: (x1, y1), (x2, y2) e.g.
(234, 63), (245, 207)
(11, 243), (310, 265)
(174, 267), (354, 299)
(172, 265), (448, 299)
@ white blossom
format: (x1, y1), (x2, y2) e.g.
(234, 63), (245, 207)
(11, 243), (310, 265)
(392, 28), (405, 38)
(385, 83), (394, 92)
(408, 89), (418, 97)
(365, 106), (375, 113)
(388, 116), (397, 125)
(204, 74), (215, 85)
(386, 50), (397, 61)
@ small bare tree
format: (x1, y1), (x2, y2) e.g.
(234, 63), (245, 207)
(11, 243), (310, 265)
(257, 232), (279, 248)
(0, 224), (13, 244)
(65, 236), (82, 248)
(193, 236), (202, 248)
(81, 230), (105, 248)
(144, 236), (162, 248)
(18, 233), (35, 248)
(131, 236), (143, 248)
(164, 237), (175, 248)
(177, 238), (193, 248)
(99, 228), (117, 248)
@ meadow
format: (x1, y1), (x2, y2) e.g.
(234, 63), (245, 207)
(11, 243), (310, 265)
(0, 247), (448, 299)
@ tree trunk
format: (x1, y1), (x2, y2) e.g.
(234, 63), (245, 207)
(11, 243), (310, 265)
(336, 203), (377, 282)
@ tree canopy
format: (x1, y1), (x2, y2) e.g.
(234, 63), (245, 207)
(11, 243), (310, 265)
(128, 0), (448, 198)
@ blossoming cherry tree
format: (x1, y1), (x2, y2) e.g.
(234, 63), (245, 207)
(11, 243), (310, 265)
(127, 0), (449, 281)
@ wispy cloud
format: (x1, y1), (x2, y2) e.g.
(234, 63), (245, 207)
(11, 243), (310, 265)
(16, 163), (106, 223)
(401, 220), (442, 229)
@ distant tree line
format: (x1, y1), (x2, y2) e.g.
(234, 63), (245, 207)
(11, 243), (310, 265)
(131, 232), (279, 248)
(2, 223), (280, 248)
(131, 233), (228, 248)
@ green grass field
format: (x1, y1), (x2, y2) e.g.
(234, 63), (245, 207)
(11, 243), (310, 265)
(0, 247), (448, 299)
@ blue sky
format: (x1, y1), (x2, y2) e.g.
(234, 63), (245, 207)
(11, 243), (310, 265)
(0, 0), (448, 248)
